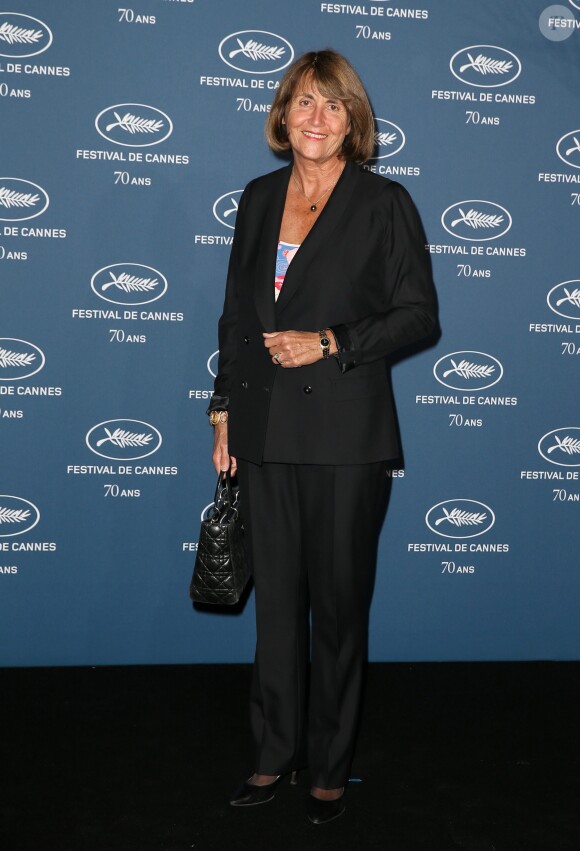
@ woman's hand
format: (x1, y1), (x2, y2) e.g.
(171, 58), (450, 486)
(263, 330), (337, 367)
(212, 421), (237, 477)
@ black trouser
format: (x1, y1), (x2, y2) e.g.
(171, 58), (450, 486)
(236, 458), (389, 789)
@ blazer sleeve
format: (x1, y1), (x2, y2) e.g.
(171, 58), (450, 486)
(206, 184), (251, 414)
(330, 181), (438, 373)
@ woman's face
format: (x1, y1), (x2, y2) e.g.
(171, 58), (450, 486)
(283, 77), (350, 167)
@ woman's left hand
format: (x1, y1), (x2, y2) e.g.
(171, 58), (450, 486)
(263, 330), (336, 368)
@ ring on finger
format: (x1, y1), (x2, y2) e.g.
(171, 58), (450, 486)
(273, 352), (283, 364)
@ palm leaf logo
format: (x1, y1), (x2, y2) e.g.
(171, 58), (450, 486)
(95, 428), (153, 448)
(374, 131), (397, 147)
(0, 187), (40, 209)
(223, 197), (238, 219)
(435, 507), (487, 527)
(565, 136), (580, 157)
(0, 22), (43, 45)
(0, 506), (31, 525)
(442, 359), (495, 380)
(546, 435), (580, 456)
(555, 288), (580, 308)
(459, 53), (513, 75)
(105, 111), (163, 135)
(0, 347), (36, 368)
(228, 38), (284, 62)
(451, 208), (504, 229)
(100, 273), (159, 293)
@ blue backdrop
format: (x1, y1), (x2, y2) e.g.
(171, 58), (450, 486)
(1, 0), (579, 665)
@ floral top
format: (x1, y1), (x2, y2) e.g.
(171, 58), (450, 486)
(275, 241), (300, 301)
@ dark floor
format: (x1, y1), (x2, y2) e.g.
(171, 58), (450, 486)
(1, 663), (579, 851)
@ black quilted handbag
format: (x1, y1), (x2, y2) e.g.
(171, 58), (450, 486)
(189, 470), (250, 605)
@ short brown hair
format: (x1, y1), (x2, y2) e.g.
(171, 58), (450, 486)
(265, 50), (375, 164)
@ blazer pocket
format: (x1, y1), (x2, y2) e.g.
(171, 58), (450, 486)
(331, 372), (386, 401)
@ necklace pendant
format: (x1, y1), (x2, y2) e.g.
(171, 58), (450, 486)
(310, 204), (317, 212)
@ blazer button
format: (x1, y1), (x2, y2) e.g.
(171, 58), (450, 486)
(241, 380), (248, 389)
(263, 386), (270, 393)
(303, 385), (312, 394)
(243, 336), (250, 344)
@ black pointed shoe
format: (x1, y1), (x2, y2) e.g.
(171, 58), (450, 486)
(230, 772), (298, 807)
(306, 792), (346, 824)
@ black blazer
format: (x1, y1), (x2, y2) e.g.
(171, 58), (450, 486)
(211, 160), (438, 465)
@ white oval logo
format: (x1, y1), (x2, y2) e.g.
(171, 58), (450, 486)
(433, 351), (503, 391)
(569, 1), (580, 11)
(538, 427), (580, 467)
(207, 350), (219, 378)
(201, 502), (216, 522)
(95, 103), (173, 147)
(0, 495), (40, 537)
(426, 499), (495, 539)
(547, 280), (580, 320)
(213, 190), (243, 229)
(0, 13), (52, 58)
(441, 200), (512, 242)
(91, 263), (168, 306)
(556, 130), (580, 170)
(0, 178), (49, 222)
(450, 45), (521, 88)
(0, 338), (45, 381)
(218, 30), (294, 75)
(370, 118), (405, 161)
(86, 419), (162, 461)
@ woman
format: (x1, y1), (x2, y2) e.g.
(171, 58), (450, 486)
(207, 50), (438, 824)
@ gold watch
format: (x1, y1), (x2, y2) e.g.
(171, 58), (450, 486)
(318, 329), (331, 359)
(209, 410), (228, 426)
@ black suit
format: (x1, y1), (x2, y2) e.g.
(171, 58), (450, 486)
(211, 160), (437, 464)
(210, 161), (438, 788)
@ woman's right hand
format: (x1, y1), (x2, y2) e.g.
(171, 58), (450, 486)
(212, 421), (237, 477)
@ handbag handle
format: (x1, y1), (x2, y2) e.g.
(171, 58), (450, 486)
(214, 468), (233, 506)
(211, 469), (240, 524)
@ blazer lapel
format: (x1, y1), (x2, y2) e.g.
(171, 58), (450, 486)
(274, 160), (358, 319)
(253, 164), (292, 332)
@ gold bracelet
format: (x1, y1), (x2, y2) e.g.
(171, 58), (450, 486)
(209, 410), (228, 426)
